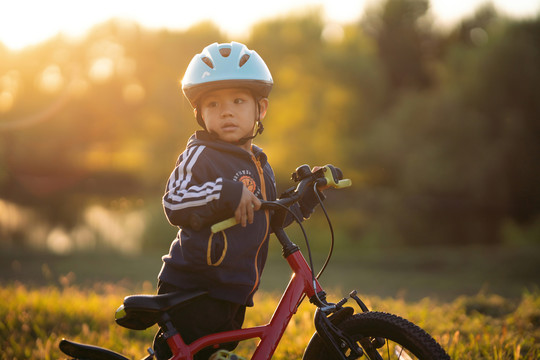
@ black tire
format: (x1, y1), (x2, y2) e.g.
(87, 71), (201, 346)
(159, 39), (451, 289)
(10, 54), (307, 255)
(302, 311), (450, 360)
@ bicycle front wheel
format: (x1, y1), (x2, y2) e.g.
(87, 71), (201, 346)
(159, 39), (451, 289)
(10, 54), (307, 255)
(302, 311), (450, 360)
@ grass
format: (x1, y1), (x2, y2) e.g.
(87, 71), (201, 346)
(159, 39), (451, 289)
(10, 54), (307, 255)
(1, 241), (539, 359)
(1, 283), (539, 359)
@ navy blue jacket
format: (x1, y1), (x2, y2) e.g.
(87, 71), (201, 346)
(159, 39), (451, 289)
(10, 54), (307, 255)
(159, 131), (320, 306)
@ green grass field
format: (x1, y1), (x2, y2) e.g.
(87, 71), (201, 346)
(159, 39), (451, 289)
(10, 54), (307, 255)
(1, 242), (539, 359)
(1, 284), (539, 359)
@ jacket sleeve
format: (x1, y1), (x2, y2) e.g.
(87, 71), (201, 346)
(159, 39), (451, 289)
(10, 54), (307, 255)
(162, 145), (244, 228)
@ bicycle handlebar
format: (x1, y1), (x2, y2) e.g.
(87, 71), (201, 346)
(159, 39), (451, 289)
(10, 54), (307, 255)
(208, 164), (351, 233)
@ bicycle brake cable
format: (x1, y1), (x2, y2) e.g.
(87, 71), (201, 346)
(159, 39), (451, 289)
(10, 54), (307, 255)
(271, 201), (320, 303)
(312, 182), (335, 280)
(277, 183), (335, 307)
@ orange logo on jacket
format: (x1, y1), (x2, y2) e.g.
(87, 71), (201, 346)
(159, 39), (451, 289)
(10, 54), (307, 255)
(239, 175), (257, 193)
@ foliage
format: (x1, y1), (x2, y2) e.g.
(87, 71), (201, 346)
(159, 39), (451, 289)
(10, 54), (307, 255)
(1, 0), (539, 247)
(1, 284), (538, 359)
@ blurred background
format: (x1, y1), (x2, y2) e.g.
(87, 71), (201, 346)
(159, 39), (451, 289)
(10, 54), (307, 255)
(1, 0), (539, 300)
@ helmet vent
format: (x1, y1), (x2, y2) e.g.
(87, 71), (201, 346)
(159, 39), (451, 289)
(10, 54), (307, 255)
(201, 57), (214, 69)
(239, 54), (250, 67)
(219, 47), (231, 57)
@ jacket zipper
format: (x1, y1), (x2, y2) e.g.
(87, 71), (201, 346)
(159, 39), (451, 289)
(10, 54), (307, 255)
(248, 153), (270, 297)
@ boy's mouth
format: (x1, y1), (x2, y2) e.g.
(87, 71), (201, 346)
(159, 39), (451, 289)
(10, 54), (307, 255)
(221, 122), (238, 131)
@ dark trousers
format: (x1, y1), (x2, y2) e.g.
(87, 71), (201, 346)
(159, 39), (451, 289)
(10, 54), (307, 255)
(153, 282), (246, 360)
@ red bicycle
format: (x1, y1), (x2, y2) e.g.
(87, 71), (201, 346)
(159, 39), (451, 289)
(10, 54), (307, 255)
(59, 165), (450, 360)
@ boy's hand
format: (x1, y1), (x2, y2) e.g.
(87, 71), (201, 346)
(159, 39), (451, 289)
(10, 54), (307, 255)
(235, 186), (262, 227)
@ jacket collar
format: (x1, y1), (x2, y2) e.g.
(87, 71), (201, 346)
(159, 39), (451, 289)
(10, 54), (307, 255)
(188, 131), (268, 166)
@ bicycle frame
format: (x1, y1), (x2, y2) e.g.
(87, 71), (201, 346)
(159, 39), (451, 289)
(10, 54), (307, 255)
(165, 228), (323, 360)
(60, 165), (450, 360)
(59, 165), (354, 360)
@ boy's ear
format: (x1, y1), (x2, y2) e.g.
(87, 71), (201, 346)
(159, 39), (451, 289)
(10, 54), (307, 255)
(258, 98), (269, 120)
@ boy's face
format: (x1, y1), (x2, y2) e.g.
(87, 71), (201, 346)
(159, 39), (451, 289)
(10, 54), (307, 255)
(199, 88), (268, 150)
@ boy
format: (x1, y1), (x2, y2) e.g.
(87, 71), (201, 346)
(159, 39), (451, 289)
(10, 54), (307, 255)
(153, 42), (323, 360)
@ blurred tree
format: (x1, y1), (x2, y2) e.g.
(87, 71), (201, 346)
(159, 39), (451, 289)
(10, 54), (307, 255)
(1, 6), (539, 251)
(249, 9), (343, 178)
(448, 3), (498, 47)
(357, 9), (540, 245)
(0, 20), (224, 234)
(464, 17), (540, 225)
(320, 23), (386, 168)
(363, 0), (435, 96)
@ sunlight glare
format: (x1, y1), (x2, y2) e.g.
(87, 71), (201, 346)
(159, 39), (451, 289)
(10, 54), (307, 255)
(122, 81), (145, 104)
(0, 199), (26, 234)
(0, 92), (14, 113)
(47, 227), (73, 255)
(71, 225), (97, 251)
(84, 204), (146, 255)
(38, 65), (65, 94)
(322, 23), (345, 43)
(89, 57), (114, 83)
(470, 27), (489, 46)
(0, 0), (538, 50)
(0, 71), (20, 112)
(117, 57), (137, 78)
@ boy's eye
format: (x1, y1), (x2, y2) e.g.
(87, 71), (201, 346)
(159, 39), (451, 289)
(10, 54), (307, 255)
(234, 98), (245, 104)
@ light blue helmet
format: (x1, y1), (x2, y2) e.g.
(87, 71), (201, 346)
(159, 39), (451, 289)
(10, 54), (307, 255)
(182, 42), (273, 108)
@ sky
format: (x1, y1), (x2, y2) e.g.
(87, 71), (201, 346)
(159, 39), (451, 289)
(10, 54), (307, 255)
(1, 0), (539, 50)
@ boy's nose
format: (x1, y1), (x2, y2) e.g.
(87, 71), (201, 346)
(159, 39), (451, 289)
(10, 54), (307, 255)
(220, 104), (233, 117)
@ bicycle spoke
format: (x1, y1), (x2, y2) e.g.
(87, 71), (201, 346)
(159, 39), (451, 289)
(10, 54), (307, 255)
(394, 345), (413, 360)
(362, 339), (420, 360)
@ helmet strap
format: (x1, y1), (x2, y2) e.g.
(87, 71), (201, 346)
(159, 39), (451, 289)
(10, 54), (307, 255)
(233, 100), (264, 145)
(233, 119), (263, 145)
(195, 108), (206, 130)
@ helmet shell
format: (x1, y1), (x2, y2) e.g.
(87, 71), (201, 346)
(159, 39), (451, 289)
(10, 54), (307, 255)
(182, 42), (273, 108)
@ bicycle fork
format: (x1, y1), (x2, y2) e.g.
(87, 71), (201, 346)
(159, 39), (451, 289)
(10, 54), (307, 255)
(314, 307), (362, 360)
(312, 291), (386, 360)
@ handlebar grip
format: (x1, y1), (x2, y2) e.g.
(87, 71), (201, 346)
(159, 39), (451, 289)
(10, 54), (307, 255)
(211, 217), (238, 233)
(209, 166), (351, 233)
(335, 178), (352, 188)
(322, 165), (352, 189)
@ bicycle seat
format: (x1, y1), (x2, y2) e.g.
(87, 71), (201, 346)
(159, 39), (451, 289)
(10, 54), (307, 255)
(59, 339), (129, 360)
(115, 290), (208, 330)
